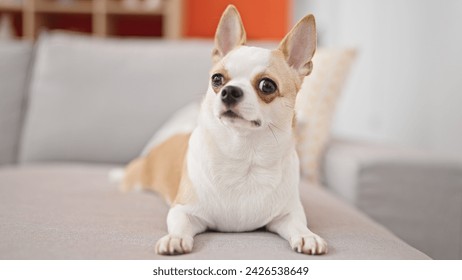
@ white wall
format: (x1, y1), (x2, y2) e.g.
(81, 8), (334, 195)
(294, 0), (462, 158)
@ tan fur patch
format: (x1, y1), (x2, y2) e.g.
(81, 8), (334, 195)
(251, 50), (303, 106)
(210, 64), (231, 94)
(173, 162), (196, 205)
(278, 14), (316, 77)
(292, 112), (297, 129)
(252, 73), (280, 104)
(122, 133), (191, 204)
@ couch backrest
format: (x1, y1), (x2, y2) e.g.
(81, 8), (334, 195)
(0, 41), (33, 166)
(19, 32), (213, 164)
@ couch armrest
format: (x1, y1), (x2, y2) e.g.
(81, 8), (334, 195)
(322, 138), (462, 259)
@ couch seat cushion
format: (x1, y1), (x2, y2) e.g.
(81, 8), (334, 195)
(0, 165), (428, 259)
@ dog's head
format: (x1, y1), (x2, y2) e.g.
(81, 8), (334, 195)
(203, 5), (316, 134)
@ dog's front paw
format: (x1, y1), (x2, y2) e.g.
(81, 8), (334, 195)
(155, 234), (194, 255)
(290, 234), (327, 255)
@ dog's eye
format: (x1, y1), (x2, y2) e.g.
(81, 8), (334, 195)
(258, 78), (277, 94)
(212, 74), (225, 87)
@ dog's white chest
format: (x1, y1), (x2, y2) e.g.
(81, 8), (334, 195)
(204, 164), (285, 231)
(187, 128), (299, 232)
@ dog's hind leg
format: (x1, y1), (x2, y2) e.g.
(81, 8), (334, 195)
(118, 157), (151, 193)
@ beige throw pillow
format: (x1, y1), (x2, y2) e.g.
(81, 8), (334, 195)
(295, 49), (356, 184)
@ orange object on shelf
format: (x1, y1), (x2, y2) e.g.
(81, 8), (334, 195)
(183, 0), (292, 40)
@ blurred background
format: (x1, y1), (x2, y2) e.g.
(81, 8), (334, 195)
(1, 0), (462, 259)
(1, 0), (460, 159)
(305, 0), (462, 161)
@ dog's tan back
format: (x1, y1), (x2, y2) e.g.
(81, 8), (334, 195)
(122, 133), (190, 204)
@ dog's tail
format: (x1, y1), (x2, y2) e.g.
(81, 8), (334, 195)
(109, 158), (151, 193)
(109, 168), (125, 184)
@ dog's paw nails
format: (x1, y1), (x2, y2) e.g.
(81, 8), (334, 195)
(290, 234), (327, 255)
(155, 234), (194, 255)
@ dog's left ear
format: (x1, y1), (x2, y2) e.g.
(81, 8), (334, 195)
(279, 15), (317, 76)
(212, 5), (247, 62)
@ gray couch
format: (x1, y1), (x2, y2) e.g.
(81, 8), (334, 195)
(323, 139), (462, 259)
(0, 32), (456, 259)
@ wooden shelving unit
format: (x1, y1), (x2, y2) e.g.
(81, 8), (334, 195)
(0, 1), (22, 12)
(35, 1), (93, 14)
(106, 1), (162, 15)
(0, 0), (183, 40)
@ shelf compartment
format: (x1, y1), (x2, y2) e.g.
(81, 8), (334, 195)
(107, 13), (162, 37)
(39, 13), (93, 34)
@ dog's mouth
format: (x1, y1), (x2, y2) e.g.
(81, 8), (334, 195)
(222, 109), (241, 119)
(220, 110), (261, 127)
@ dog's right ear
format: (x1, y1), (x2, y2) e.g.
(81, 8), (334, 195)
(212, 5), (247, 63)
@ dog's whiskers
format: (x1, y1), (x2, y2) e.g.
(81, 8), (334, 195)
(268, 125), (279, 144)
(269, 122), (287, 133)
(283, 102), (294, 109)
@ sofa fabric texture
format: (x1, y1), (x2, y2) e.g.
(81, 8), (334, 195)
(0, 165), (428, 260)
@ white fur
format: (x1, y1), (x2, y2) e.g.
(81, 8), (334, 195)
(155, 6), (325, 256)
(212, 47), (270, 130)
(156, 46), (327, 256)
(108, 168), (125, 184)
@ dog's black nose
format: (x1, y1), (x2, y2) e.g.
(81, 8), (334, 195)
(221, 86), (243, 106)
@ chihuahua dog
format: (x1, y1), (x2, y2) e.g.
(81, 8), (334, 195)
(119, 5), (327, 255)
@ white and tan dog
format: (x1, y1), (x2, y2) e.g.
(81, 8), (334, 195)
(120, 5), (327, 255)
